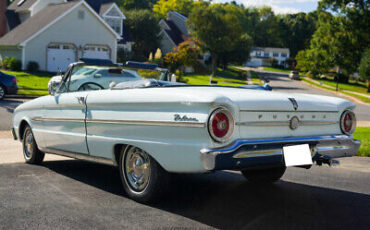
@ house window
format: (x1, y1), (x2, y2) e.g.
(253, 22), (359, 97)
(281, 53), (287, 57)
(256, 51), (262, 57)
(84, 47), (95, 51)
(48, 44), (60, 49)
(273, 52), (279, 57)
(264, 52), (270, 57)
(63, 45), (74, 50)
(105, 17), (122, 34)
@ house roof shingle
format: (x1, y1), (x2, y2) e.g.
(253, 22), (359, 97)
(8, 0), (37, 12)
(163, 19), (184, 45)
(0, 1), (79, 46)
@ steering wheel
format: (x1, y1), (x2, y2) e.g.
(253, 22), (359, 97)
(78, 83), (104, 91)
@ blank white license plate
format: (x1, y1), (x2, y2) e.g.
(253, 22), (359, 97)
(283, 144), (313, 167)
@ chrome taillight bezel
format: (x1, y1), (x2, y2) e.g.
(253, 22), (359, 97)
(208, 107), (235, 143)
(340, 110), (356, 135)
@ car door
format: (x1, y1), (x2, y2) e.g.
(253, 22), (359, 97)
(40, 91), (89, 155)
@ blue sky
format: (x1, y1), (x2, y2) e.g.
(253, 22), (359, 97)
(213, 0), (319, 14)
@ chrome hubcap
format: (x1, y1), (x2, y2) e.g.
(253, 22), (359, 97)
(24, 130), (33, 159)
(124, 147), (151, 192)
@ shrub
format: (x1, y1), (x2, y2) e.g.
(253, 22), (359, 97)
(1, 57), (10, 70)
(27, 61), (39, 73)
(266, 57), (278, 67)
(8, 58), (22, 71)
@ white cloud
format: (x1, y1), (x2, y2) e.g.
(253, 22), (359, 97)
(270, 5), (300, 14)
(212, 0), (318, 14)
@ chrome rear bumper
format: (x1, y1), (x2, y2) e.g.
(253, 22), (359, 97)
(200, 135), (361, 171)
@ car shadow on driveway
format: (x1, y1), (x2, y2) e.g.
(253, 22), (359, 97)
(42, 160), (370, 230)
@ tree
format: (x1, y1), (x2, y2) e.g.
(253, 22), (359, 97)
(297, 1), (370, 80)
(277, 12), (317, 57)
(164, 39), (198, 73)
(219, 33), (253, 69)
(243, 7), (281, 48)
(153, 0), (195, 19)
(187, 3), (250, 77)
(359, 48), (370, 92)
(124, 10), (161, 61)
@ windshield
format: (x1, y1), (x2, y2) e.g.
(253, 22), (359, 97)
(73, 67), (97, 76)
(57, 64), (153, 93)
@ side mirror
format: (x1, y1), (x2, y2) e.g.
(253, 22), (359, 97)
(48, 82), (60, 95)
(94, 74), (102, 78)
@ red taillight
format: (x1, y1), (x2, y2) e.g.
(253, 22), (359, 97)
(208, 108), (234, 142)
(340, 110), (356, 135)
(12, 77), (17, 83)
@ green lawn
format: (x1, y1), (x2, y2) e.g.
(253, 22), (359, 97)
(303, 77), (370, 103)
(2, 70), (52, 94)
(354, 127), (370, 157)
(263, 67), (291, 74)
(312, 77), (368, 94)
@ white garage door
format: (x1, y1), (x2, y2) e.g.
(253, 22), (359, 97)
(83, 45), (110, 60)
(47, 44), (76, 72)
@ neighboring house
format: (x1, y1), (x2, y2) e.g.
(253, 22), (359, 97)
(158, 11), (189, 55)
(158, 11), (210, 72)
(0, 0), (133, 72)
(245, 47), (290, 68)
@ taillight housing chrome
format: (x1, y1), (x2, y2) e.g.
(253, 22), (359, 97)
(340, 110), (356, 135)
(208, 108), (234, 143)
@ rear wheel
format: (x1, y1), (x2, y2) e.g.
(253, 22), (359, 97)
(119, 146), (169, 203)
(0, 85), (5, 100)
(241, 166), (286, 183)
(22, 126), (44, 164)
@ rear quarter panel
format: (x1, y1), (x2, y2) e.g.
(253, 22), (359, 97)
(85, 89), (239, 173)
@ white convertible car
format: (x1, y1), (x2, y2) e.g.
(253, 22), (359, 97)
(12, 62), (360, 203)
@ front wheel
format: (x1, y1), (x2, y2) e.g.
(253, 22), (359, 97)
(22, 126), (44, 164)
(119, 146), (169, 203)
(241, 166), (286, 183)
(0, 85), (5, 100)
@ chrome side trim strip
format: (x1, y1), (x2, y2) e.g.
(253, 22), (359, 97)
(86, 119), (206, 128)
(32, 117), (85, 123)
(31, 117), (206, 128)
(236, 120), (337, 126)
(39, 148), (116, 166)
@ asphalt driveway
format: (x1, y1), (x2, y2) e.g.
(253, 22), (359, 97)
(0, 159), (369, 230)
